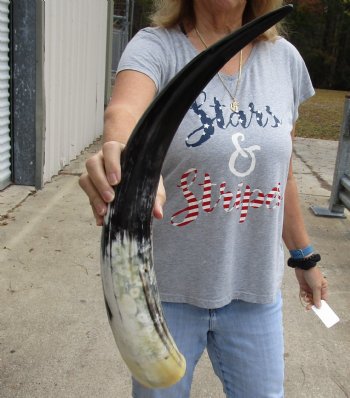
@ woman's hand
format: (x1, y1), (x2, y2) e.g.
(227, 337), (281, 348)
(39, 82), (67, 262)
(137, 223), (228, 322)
(294, 266), (328, 310)
(79, 140), (166, 225)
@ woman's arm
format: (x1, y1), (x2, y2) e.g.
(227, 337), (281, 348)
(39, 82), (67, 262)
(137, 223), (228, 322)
(282, 127), (328, 308)
(79, 70), (166, 225)
(104, 70), (157, 144)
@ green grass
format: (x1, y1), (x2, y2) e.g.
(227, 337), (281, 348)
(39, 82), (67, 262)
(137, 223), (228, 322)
(296, 89), (348, 140)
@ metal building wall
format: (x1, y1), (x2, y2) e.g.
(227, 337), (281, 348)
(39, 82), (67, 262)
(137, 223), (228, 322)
(44, 0), (108, 182)
(11, 0), (41, 188)
(0, 0), (10, 189)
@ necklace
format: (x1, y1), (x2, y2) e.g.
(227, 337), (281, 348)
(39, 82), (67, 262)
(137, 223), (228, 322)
(194, 27), (243, 113)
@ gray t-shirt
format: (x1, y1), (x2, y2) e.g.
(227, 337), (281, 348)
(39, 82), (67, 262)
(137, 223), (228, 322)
(117, 26), (315, 308)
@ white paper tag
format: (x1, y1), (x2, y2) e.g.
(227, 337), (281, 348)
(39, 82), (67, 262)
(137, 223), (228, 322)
(311, 300), (340, 328)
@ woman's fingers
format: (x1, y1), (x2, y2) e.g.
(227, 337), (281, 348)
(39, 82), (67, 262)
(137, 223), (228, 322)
(85, 151), (115, 203)
(308, 269), (328, 309)
(153, 176), (166, 219)
(295, 266), (328, 310)
(79, 142), (125, 225)
(80, 147), (119, 223)
(91, 203), (104, 226)
(102, 141), (125, 186)
(311, 286), (322, 309)
(79, 170), (108, 218)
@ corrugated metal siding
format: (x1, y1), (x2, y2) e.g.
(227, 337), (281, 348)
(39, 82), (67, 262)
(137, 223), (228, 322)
(44, 0), (108, 182)
(0, 0), (10, 190)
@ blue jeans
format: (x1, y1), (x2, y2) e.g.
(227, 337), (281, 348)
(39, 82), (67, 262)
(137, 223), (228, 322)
(132, 292), (284, 398)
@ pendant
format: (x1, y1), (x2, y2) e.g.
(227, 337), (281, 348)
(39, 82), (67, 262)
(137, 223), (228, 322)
(230, 100), (239, 113)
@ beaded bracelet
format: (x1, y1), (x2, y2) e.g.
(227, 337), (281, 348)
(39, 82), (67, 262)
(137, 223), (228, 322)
(287, 253), (321, 270)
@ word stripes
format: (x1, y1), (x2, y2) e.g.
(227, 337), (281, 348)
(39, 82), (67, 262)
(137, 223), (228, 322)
(171, 168), (282, 227)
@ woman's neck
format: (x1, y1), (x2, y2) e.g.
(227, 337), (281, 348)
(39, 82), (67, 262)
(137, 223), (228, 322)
(192, 0), (247, 44)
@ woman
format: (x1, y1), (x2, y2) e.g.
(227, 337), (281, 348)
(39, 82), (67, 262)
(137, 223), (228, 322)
(79, 1), (328, 396)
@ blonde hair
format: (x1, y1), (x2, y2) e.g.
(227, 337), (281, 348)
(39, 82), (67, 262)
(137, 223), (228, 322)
(150, 0), (286, 41)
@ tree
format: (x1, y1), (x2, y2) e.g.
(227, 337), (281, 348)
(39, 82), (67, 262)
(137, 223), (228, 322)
(287, 0), (350, 90)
